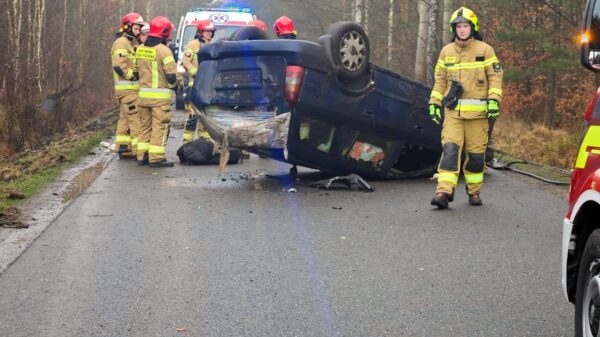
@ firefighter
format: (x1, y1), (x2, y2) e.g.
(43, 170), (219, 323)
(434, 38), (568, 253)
(136, 16), (177, 167)
(181, 19), (214, 144)
(273, 16), (297, 39)
(111, 12), (145, 159)
(429, 7), (503, 208)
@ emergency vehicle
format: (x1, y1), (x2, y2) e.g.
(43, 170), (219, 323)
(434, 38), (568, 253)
(174, 7), (256, 109)
(562, 0), (600, 335)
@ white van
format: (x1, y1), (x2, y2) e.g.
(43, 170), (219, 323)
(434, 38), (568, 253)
(174, 7), (256, 109)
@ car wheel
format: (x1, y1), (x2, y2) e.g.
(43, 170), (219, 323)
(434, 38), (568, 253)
(230, 26), (268, 41)
(576, 229), (600, 337)
(326, 21), (370, 81)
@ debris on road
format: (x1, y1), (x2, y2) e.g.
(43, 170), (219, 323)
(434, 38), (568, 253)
(287, 188), (297, 193)
(309, 174), (375, 192)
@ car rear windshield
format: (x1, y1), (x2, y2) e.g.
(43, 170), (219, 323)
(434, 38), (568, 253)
(182, 25), (244, 48)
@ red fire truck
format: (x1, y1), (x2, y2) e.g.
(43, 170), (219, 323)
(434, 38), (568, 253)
(562, 1), (600, 335)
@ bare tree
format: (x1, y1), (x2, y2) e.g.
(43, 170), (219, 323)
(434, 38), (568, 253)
(354, 0), (363, 24)
(426, 0), (439, 86)
(415, 0), (430, 83)
(442, 0), (453, 44)
(387, 0), (395, 68)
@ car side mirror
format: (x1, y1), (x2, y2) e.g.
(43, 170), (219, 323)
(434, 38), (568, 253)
(581, 0), (600, 72)
(588, 50), (600, 70)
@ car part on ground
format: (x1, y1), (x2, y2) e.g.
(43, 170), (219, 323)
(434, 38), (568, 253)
(308, 173), (374, 192)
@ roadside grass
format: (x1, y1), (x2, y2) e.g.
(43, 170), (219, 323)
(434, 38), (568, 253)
(0, 130), (109, 215)
(492, 114), (576, 183)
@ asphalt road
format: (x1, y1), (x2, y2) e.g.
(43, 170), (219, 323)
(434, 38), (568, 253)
(0, 111), (573, 337)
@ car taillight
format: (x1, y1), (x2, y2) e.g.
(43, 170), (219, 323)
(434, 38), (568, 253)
(285, 65), (305, 107)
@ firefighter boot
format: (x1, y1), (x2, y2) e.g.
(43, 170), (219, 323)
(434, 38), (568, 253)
(431, 192), (450, 209)
(149, 159), (174, 167)
(468, 193), (483, 206)
(118, 144), (136, 159)
(138, 153), (149, 166)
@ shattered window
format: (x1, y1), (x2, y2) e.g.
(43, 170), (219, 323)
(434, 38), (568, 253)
(298, 118), (336, 153)
(344, 133), (392, 170)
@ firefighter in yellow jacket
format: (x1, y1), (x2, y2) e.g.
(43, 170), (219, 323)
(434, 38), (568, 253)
(136, 16), (177, 167)
(429, 7), (503, 209)
(181, 19), (215, 143)
(111, 12), (145, 158)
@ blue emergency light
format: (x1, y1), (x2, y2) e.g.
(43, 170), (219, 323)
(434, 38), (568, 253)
(189, 7), (253, 13)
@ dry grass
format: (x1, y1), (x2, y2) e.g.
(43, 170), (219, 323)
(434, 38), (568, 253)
(493, 114), (580, 169)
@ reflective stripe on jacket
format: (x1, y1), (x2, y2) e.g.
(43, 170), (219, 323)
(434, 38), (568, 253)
(136, 43), (177, 107)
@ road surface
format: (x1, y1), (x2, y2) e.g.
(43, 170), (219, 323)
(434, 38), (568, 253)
(0, 111), (573, 337)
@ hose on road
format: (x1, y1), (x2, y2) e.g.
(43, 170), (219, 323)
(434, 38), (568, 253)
(488, 150), (571, 186)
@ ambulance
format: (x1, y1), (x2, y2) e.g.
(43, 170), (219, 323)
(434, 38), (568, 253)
(174, 7), (256, 109)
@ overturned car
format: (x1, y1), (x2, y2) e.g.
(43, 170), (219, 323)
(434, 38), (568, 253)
(190, 22), (441, 178)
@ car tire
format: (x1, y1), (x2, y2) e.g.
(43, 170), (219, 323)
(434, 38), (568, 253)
(326, 21), (370, 81)
(575, 229), (600, 337)
(230, 26), (268, 41)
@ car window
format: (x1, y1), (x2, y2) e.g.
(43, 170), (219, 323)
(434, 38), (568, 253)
(181, 26), (197, 50)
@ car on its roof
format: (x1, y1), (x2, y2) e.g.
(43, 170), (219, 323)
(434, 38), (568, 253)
(191, 22), (442, 179)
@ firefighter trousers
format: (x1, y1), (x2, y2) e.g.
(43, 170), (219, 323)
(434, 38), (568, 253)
(436, 116), (489, 195)
(116, 94), (140, 155)
(137, 104), (171, 163)
(183, 85), (210, 143)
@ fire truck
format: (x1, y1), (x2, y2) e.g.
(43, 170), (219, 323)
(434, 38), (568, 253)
(562, 1), (600, 335)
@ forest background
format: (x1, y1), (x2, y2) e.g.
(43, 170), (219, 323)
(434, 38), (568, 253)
(0, 0), (596, 168)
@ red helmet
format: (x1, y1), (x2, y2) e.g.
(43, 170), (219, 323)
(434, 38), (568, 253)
(196, 19), (216, 33)
(120, 12), (145, 35)
(148, 16), (174, 39)
(252, 19), (267, 32)
(273, 16), (295, 36)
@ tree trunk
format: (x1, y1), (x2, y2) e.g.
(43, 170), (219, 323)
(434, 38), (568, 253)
(354, 0), (363, 24)
(387, 0), (395, 68)
(442, 0), (453, 44)
(363, 0), (369, 33)
(59, 0), (67, 90)
(426, 0), (439, 86)
(415, 0), (430, 83)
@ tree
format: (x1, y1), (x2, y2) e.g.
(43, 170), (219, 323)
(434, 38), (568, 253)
(426, 0), (439, 86)
(415, 0), (430, 83)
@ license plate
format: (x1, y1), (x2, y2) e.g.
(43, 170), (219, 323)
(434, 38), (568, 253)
(218, 69), (261, 87)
